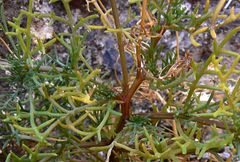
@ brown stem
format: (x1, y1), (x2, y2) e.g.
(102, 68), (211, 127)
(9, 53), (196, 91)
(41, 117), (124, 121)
(116, 40), (144, 133)
(176, 31), (180, 60)
(116, 101), (130, 133)
(126, 40), (144, 100)
(0, 37), (13, 54)
(141, 0), (148, 34)
(109, 0), (131, 134)
(116, 71), (145, 133)
(136, 112), (234, 130)
(79, 140), (111, 148)
(151, 27), (166, 48)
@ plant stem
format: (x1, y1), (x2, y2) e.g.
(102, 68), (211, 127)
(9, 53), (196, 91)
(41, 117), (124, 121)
(24, 0), (33, 60)
(91, 0), (111, 27)
(110, 0), (133, 134)
(110, 0), (129, 92)
(116, 101), (131, 133)
(141, 0), (148, 34)
(116, 40), (144, 132)
(125, 41), (144, 100)
(136, 112), (234, 130)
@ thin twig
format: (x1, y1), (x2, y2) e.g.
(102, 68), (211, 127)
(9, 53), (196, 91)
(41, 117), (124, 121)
(175, 31), (180, 61)
(110, 0), (129, 92)
(0, 37), (13, 54)
(79, 140), (111, 148)
(114, 55), (122, 86)
(136, 112), (234, 130)
(141, 0), (148, 34)
(0, 59), (64, 72)
(88, 0), (111, 26)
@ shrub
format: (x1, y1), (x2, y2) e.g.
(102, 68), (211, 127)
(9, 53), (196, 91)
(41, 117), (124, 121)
(0, 0), (239, 161)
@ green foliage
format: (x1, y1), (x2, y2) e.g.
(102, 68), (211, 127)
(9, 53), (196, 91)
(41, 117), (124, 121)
(0, 0), (239, 161)
(92, 84), (117, 101)
(151, 0), (189, 30)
